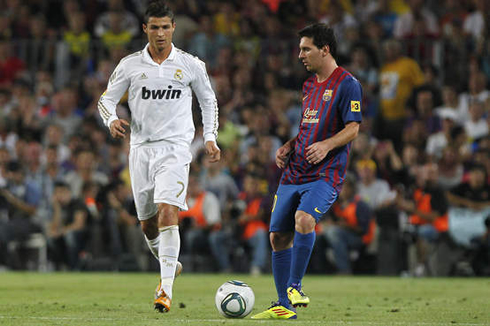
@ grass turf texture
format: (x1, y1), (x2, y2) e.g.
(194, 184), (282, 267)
(0, 273), (488, 325)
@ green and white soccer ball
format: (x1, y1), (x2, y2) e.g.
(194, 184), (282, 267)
(215, 280), (255, 318)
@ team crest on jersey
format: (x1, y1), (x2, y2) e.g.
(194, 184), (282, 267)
(174, 69), (183, 80)
(302, 107), (319, 124)
(322, 89), (332, 102)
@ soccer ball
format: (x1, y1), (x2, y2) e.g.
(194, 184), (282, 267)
(215, 280), (255, 318)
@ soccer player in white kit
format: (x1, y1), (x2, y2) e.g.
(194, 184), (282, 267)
(97, 1), (220, 313)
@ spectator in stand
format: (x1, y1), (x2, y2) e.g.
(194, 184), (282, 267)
(464, 100), (489, 142)
(179, 173), (230, 272)
(323, 175), (374, 274)
(0, 161), (42, 268)
(435, 85), (463, 123)
(408, 88), (441, 135)
(319, 0), (357, 45)
(426, 109), (458, 160)
(437, 146), (464, 190)
(49, 87), (83, 141)
(356, 159), (396, 210)
(27, 14), (56, 72)
(447, 164), (490, 211)
(187, 15), (229, 71)
(236, 173), (269, 275)
(200, 158), (239, 213)
(463, 0), (488, 42)
(371, 140), (403, 185)
(0, 41), (25, 87)
(99, 11), (133, 53)
(393, 0), (439, 39)
(377, 39), (424, 149)
(57, 11), (91, 87)
(371, 0), (399, 38)
(458, 72), (489, 122)
(347, 45), (378, 132)
(93, 0), (139, 39)
(396, 162), (449, 276)
(439, 0), (468, 40)
(63, 149), (108, 199)
(47, 181), (89, 270)
(105, 179), (147, 270)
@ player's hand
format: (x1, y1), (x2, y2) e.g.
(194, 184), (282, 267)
(306, 140), (332, 165)
(205, 141), (221, 163)
(275, 145), (291, 169)
(110, 119), (129, 139)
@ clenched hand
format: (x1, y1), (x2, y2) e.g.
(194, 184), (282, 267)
(110, 119), (130, 139)
(205, 141), (221, 163)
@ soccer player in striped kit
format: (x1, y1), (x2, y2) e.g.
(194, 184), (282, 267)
(98, 1), (220, 313)
(252, 23), (362, 320)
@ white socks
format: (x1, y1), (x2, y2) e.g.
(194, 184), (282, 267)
(158, 225), (180, 299)
(145, 234), (160, 260)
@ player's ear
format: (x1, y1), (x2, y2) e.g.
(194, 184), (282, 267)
(322, 45), (330, 57)
(142, 23), (148, 34)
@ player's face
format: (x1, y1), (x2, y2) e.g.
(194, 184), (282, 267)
(298, 37), (324, 73)
(143, 16), (175, 53)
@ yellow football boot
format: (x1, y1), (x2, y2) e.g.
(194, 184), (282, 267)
(287, 283), (310, 307)
(251, 301), (297, 320)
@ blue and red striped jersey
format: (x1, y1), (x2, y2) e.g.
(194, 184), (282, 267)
(280, 66), (362, 192)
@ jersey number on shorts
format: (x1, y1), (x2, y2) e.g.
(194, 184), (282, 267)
(271, 194), (277, 213)
(176, 181), (185, 198)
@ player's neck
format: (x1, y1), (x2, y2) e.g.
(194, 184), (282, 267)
(316, 59), (338, 83)
(148, 45), (171, 64)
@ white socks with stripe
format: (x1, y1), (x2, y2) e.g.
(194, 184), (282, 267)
(144, 233), (160, 260)
(158, 225), (180, 299)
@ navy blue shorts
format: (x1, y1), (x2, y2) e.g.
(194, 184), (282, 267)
(269, 180), (338, 232)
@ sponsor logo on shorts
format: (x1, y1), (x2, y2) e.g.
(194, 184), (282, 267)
(314, 207), (325, 214)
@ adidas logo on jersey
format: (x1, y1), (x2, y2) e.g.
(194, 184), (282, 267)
(142, 86), (182, 100)
(139, 73), (148, 80)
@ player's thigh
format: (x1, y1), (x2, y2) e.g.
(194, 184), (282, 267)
(297, 180), (338, 222)
(270, 184), (300, 233)
(129, 147), (158, 221)
(153, 148), (192, 211)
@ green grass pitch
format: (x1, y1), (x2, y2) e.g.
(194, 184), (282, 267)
(0, 272), (488, 325)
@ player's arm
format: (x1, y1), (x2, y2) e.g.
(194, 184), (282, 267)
(306, 122), (359, 165)
(190, 59), (220, 162)
(97, 62), (130, 139)
(276, 136), (297, 169)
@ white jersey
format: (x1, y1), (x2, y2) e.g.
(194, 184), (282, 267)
(98, 43), (218, 148)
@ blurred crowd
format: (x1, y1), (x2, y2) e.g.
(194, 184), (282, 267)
(0, 0), (489, 276)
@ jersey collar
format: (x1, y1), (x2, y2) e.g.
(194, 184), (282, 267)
(143, 43), (176, 65)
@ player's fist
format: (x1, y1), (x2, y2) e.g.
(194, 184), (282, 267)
(275, 145), (291, 169)
(205, 141), (221, 163)
(110, 119), (129, 139)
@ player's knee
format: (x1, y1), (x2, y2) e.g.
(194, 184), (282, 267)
(295, 212), (316, 234)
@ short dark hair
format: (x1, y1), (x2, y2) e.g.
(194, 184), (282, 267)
(144, 0), (174, 24)
(298, 23), (337, 58)
(53, 181), (69, 189)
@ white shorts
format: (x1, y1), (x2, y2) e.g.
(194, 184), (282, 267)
(129, 144), (192, 220)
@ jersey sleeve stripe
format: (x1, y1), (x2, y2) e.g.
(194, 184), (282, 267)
(97, 99), (111, 120)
